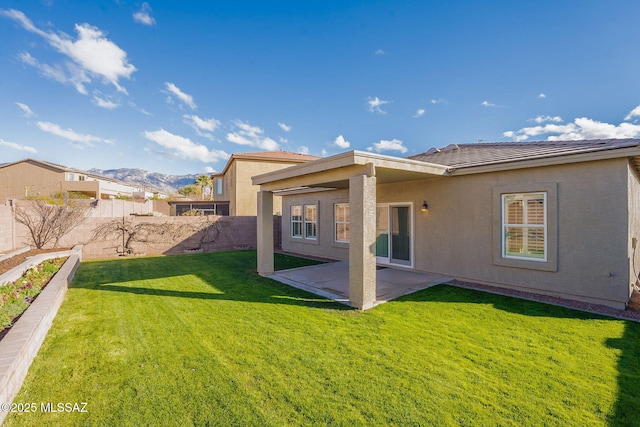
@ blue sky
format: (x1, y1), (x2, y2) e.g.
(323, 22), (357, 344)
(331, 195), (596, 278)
(2, 1), (640, 175)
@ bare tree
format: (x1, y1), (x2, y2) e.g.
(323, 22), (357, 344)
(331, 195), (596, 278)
(15, 200), (90, 249)
(89, 217), (230, 256)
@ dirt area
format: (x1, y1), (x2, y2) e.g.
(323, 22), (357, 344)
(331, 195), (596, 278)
(0, 248), (71, 276)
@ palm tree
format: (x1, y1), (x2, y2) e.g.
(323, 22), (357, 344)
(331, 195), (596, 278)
(195, 174), (213, 200)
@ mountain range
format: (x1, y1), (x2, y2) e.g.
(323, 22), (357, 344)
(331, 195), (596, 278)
(88, 168), (198, 194)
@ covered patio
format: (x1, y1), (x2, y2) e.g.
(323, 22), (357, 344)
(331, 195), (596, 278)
(253, 150), (451, 310)
(267, 260), (453, 308)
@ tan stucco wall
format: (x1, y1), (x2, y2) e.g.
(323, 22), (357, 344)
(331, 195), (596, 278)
(233, 159), (303, 216)
(281, 158), (632, 309)
(627, 161), (640, 296)
(281, 189), (350, 260)
(0, 161), (65, 202)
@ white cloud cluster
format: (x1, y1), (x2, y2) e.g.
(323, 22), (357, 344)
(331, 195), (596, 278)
(93, 96), (119, 109)
(531, 115), (563, 124)
(367, 138), (408, 154)
(481, 100), (497, 107)
(165, 82), (197, 110)
(504, 107), (640, 142)
(1, 9), (136, 95)
(37, 121), (113, 147)
(143, 129), (229, 163)
(0, 138), (37, 154)
(226, 120), (279, 151)
(413, 108), (425, 118)
(332, 135), (350, 149)
(15, 102), (35, 117)
(183, 114), (221, 139)
(367, 97), (389, 114)
(374, 49), (386, 55)
(537, 93), (546, 99)
(133, 3), (156, 26)
(278, 122), (292, 132)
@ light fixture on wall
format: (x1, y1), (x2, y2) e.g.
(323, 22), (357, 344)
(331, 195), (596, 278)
(421, 201), (429, 212)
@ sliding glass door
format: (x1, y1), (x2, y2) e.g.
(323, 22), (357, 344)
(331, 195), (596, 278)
(376, 203), (412, 267)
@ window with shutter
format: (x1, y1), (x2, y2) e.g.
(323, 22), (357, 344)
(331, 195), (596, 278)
(502, 193), (546, 261)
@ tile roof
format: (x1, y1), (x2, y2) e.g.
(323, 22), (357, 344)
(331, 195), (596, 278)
(407, 139), (640, 169)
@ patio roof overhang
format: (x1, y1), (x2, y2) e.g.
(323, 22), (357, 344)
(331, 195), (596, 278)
(252, 150), (451, 191)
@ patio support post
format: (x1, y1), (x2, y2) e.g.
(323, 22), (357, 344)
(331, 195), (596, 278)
(349, 173), (377, 310)
(257, 190), (274, 276)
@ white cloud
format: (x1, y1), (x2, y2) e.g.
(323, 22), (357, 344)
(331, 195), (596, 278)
(332, 135), (350, 149)
(625, 105), (640, 121)
(183, 114), (221, 139)
(413, 108), (425, 118)
(298, 146), (310, 154)
(537, 93), (546, 99)
(37, 121), (113, 147)
(320, 148), (328, 157)
(278, 122), (292, 132)
(19, 51), (90, 94)
(133, 3), (156, 26)
(165, 82), (197, 110)
(374, 49), (386, 55)
(531, 115), (563, 124)
(2, 9), (136, 94)
(0, 138), (37, 154)
(430, 99), (446, 104)
(204, 166), (215, 173)
(143, 129), (229, 163)
(93, 96), (119, 109)
(367, 138), (408, 154)
(367, 96), (389, 114)
(481, 100), (497, 107)
(226, 120), (279, 151)
(504, 117), (640, 142)
(16, 102), (35, 117)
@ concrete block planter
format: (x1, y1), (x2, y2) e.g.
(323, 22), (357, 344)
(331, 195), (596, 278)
(0, 245), (82, 425)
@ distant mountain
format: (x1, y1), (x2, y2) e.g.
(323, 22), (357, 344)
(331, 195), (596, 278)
(88, 168), (198, 194)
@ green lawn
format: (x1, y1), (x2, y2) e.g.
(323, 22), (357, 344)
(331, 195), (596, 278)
(5, 251), (640, 426)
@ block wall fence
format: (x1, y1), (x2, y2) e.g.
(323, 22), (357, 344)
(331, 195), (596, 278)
(0, 200), (281, 259)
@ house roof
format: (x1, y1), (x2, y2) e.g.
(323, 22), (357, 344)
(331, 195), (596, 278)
(253, 139), (640, 191)
(212, 150), (321, 177)
(407, 139), (640, 170)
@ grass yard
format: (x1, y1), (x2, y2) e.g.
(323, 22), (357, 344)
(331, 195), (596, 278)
(5, 250), (640, 426)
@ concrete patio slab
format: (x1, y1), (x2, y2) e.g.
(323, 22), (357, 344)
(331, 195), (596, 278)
(267, 261), (453, 309)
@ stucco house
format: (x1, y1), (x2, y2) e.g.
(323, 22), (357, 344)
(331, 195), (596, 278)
(211, 151), (320, 216)
(253, 139), (640, 310)
(0, 158), (166, 202)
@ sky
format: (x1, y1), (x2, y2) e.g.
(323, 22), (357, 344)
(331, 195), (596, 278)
(2, 1), (640, 175)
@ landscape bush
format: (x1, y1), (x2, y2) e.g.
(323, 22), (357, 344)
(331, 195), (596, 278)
(0, 257), (67, 331)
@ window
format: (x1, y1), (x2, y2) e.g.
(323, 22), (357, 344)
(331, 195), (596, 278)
(291, 205), (303, 238)
(66, 173), (75, 181)
(291, 204), (317, 240)
(216, 178), (223, 195)
(304, 205), (317, 239)
(335, 203), (350, 243)
(502, 192), (546, 261)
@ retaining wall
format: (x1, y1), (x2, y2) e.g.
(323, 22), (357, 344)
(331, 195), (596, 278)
(0, 247), (82, 425)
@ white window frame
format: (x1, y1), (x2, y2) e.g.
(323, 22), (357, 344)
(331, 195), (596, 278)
(291, 205), (303, 238)
(304, 205), (317, 240)
(501, 192), (547, 262)
(334, 203), (350, 243)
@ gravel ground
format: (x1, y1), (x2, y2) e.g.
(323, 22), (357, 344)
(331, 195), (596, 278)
(451, 279), (640, 322)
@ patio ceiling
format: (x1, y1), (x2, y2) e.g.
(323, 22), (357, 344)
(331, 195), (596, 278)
(252, 150), (452, 191)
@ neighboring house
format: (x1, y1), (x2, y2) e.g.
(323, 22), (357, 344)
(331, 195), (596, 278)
(0, 158), (167, 202)
(211, 151), (320, 216)
(253, 139), (640, 310)
(168, 200), (230, 216)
